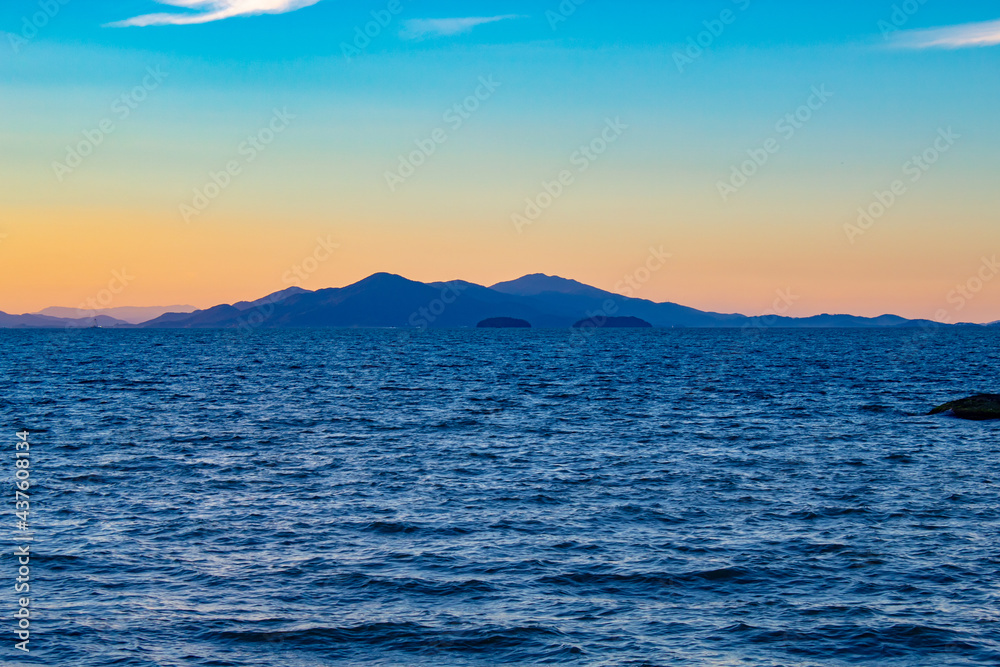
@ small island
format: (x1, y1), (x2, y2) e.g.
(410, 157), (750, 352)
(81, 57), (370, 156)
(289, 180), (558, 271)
(572, 316), (653, 329)
(928, 394), (1000, 421)
(477, 317), (531, 329)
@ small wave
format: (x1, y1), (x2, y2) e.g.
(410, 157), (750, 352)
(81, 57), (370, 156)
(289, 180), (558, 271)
(205, 621), (567, 654)
(363, 521), (421, 534)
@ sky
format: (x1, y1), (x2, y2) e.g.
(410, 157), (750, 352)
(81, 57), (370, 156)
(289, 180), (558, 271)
(1, 0), (999, 322)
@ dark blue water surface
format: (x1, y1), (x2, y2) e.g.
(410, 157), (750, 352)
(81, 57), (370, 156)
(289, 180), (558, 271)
(2, 328), (999, 666)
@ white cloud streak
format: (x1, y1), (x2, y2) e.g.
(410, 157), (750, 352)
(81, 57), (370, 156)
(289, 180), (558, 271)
(109, 0), (322, 27)
(401, 15), (521, 40)
(895, 18), (1000, 49)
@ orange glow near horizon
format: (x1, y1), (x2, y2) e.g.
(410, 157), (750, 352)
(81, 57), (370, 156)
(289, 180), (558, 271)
(2, 205), (997, 324)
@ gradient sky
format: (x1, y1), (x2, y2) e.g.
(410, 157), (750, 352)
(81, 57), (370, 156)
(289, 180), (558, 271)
(2, 0), (999, 322)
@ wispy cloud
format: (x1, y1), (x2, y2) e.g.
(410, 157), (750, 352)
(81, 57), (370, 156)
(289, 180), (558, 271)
(894, 18), (1000, 49)
(109, 0), (322, 27)
(401, 15), (522, 40)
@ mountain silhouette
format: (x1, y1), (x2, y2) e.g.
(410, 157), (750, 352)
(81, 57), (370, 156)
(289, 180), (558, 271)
(2, 273), (973, 329)
(0, 312), (128, 328)
(126, 273), (951, 330)
(36, 305), (197, 324)
(490, 274), (612, 299)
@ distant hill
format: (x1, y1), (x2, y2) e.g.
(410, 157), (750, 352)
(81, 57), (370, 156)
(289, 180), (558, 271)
(0, 312), (127, 328)
(36, 305), (197, 325)
(232, 287), (309, 311)
(121, 273), (954, 330)
(139, 274), (565, 329)
(6, 273), (977, 329)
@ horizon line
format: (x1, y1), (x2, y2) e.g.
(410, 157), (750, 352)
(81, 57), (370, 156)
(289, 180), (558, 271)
(5, 271), (997, 326)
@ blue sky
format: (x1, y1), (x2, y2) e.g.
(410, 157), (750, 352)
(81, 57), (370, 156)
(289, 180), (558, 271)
(4, 1), (999, 56)
(1, 1), (999, 321)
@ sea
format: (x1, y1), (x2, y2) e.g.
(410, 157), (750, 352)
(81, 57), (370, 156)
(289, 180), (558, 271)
(1, 327), (998, 666)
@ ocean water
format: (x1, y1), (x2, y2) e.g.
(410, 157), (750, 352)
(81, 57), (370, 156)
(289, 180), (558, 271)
(2, 328), (999, 666)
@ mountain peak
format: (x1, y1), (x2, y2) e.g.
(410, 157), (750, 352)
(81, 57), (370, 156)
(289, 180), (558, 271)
(353, 272), (418, 287)
(234, 286), (310, 311)
(489, 274), (612, 298)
